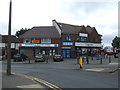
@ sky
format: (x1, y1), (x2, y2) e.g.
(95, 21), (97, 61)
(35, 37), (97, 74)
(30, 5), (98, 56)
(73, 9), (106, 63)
(0, 0), (119, 47)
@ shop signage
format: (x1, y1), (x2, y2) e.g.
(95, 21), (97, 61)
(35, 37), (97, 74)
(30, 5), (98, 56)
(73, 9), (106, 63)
(79, 33), (88, 37)
(62, 42), (74, 46)
(75, 42), (102, 47)
(32, 40), (40, 44)
(20, 44), (58, 47)
(61, 47), (71, 49)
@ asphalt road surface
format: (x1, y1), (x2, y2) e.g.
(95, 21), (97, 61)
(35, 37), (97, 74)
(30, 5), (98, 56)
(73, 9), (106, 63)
(2, 57), (118, 88)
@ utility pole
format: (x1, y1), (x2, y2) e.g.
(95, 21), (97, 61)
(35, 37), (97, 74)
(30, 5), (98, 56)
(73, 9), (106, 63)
(7, 0), (12, 75)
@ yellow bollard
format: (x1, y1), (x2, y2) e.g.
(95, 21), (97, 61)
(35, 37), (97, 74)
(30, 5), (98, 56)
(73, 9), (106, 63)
(79, 58), (83, 69)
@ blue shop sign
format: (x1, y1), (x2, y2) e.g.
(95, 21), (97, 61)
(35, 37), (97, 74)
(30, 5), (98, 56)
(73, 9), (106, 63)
(62, 42), (74, 46)
(21, 44), (58, 47)
(61, 47), (71, 49)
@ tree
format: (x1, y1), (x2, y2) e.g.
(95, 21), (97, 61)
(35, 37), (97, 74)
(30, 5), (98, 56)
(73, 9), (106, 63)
(15, 28), (29, 38)
(111, 36), (120, 48)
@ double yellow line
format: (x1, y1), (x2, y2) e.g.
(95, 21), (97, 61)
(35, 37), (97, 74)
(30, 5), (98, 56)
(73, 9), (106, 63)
(12, 72), (62, 90)
(0, 70), (62, 90)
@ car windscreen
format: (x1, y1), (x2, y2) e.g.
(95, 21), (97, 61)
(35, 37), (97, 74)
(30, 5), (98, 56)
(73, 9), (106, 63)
(36, 54), (43, 57)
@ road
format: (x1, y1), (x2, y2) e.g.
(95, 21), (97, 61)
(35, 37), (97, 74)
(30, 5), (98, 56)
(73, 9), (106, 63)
(2, 57), (119, 88)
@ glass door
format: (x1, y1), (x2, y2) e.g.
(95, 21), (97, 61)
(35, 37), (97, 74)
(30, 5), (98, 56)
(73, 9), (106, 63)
(66, 50), (70, 58)
(62, 49), (71, 58)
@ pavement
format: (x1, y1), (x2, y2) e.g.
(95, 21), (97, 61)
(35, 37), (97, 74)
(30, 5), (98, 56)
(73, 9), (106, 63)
(2, 71), (47, 90)
(84, 67), (119, 73)
(1, 55), (119, 89)
(2, 70), (62, 90)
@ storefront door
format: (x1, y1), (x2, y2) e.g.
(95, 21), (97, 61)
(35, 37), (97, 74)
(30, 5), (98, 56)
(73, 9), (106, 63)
(62, 49), (71, 58)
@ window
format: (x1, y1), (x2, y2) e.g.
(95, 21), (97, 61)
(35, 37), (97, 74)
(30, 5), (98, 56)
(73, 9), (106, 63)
(53, 50), (55, 55)
(80, 37), (87, 42)
(41, 38), (51, 43)
(76, 37), (79, 41)
(66, 36), (71, 41)
(24, 39), (31, 43)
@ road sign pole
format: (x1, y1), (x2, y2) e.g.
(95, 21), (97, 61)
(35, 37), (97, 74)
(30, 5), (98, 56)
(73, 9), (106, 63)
(7, 0), (12, 75)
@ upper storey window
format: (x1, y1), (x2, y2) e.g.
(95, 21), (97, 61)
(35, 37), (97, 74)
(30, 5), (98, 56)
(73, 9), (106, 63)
(80, 37), (87, 42)
(66, 36), (71, 41)
(24, 39), (31, 43)
(41, 38), (51, 43)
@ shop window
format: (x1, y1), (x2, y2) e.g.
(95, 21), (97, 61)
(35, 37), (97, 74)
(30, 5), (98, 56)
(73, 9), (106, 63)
(24, 39), (31, 43)
(66, 36), (71, 41)
(49, 50), (52, 56)
(53, 50), (55, 55)
(41, 38), (51, 43)
(80, 37), (87, 42)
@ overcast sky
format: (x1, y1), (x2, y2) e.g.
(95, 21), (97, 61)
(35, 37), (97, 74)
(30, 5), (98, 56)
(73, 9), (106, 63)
(0, 0), (119, 47)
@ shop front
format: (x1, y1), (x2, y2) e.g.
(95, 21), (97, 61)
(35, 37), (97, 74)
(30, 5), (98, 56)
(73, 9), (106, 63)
(75, 42), (102, 57)
(62, 47), (71, 58)
(20, 43), (59, 59)
(61, 42), (75, 58)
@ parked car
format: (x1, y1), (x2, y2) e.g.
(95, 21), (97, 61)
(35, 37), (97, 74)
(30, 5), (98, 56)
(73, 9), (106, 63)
(35, 54), (45, 62)
(53, 54), (63, 62)
(13, 53), (22, 62)
(13, 53), (27, 62)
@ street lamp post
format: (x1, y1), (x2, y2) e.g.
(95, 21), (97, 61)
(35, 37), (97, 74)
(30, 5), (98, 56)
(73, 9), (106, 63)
(7, 0), (12, 75)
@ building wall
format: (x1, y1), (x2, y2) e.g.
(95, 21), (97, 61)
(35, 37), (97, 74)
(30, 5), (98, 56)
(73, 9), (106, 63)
(51, 38), (61, 55)
(88, 29), (101, 43)
(61, 34), (76, 58)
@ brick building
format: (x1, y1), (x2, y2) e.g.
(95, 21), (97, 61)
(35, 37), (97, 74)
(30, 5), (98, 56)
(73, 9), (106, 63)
(19, 20), (102, 59)
(0, 35), (19, 59)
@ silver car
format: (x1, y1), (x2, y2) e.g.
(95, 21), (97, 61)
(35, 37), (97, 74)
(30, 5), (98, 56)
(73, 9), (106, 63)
(35, 54), (45, 62)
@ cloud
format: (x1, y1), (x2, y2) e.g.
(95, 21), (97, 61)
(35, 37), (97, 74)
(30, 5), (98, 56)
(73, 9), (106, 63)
(0, 0), (118, 47)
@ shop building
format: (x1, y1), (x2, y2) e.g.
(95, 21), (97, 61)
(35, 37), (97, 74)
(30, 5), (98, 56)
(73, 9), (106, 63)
(19, 26), (61, 59)
(19, 20), (102, 59)
(52, 20), (102, 58)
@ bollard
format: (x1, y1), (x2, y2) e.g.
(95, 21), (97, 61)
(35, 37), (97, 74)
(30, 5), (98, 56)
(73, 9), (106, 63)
(109, 55), (111, 63)
(45, 56), (48, 63)
(79, 58), (83, 69)
(86, 56), (89, 64)
(100, 57), (102, 64)
(82, 57), (84, 62)
(91, 56), (93, 60)
(46, 58), (48, 63)
(77, 57), (79, 64)
(28, 58), (30, 64)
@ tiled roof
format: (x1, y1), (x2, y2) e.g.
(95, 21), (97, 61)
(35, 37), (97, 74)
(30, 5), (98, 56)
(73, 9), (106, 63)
(19, 26), (60, 38)
(85, 25), (93, 33)
(57, 22), (84, 34)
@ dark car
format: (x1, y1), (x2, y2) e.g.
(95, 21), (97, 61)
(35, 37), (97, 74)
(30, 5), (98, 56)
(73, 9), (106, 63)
(35, 54), (45, 62)
(53, 54), (63, 62)
(13, 53), (27, 62)
(13, 53), (22, 62)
